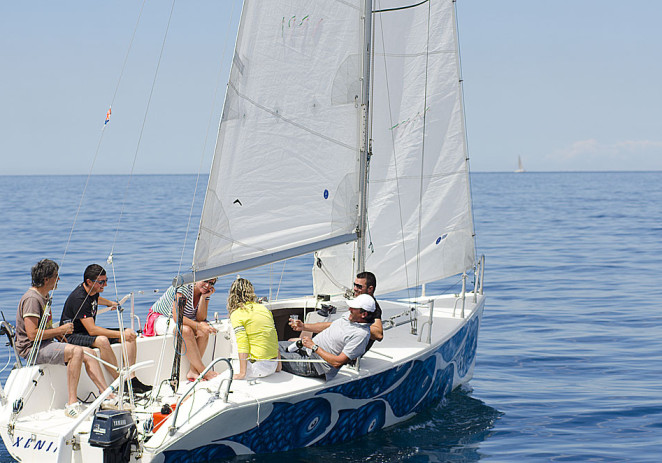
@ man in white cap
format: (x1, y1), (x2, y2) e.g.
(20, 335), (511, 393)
(281, 293), (376, 380)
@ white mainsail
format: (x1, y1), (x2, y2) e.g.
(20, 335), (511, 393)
(314, 0), (476, 295)
(191, 0), (367, 280)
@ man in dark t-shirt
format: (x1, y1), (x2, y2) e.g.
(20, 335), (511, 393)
(61, 264), (150, 394)
(353, 271), (383, 351)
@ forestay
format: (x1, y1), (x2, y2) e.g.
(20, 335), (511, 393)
(191, 0), (367, 280)
(313, 0), (476, 295)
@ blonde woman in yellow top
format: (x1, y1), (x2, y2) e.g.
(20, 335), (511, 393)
(227, 278), (280, 380)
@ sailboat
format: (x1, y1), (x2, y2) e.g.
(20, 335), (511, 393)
(0, 0), (486, 461)
(515, 156), (526, 172)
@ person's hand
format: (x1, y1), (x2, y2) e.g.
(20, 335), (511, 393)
(59, 322), (74, 336)
(198, 321), (217, 334)
(300, 336), (315, 349)
(123, 329), (137, 342)
(289, 319), (303, 331)
(202, 285), (216, 297)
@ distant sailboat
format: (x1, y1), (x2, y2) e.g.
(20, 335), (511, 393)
(515, 156), (526, 173)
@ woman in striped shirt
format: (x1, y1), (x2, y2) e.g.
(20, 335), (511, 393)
(148, 279), (218, 380)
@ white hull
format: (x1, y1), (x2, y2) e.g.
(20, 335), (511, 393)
(0, 293), (484, 462)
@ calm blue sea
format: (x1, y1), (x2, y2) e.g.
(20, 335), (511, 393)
(0, 172), (660, 462)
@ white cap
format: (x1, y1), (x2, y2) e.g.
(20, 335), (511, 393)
(347, 294), (376, 312)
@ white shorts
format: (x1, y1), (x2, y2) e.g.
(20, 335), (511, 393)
(246, 359), (278, 379)
(154, 315), (176, 336)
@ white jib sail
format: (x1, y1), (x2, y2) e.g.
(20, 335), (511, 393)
(314, 0), (476, 296)
(192, 1), (366, 278)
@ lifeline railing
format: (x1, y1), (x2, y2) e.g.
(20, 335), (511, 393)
(169, 358), (234, 435)
(167, 355), (337, 435)
(418, 254), (486, 344)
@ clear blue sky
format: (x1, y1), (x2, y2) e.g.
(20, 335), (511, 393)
(1, 0), (660, 175)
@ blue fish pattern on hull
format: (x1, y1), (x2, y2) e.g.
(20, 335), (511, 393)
(382, 355), (437, 417)
(316, 400), (387, 446)
(221, 398), (331, 452)
(318, 362), (411, 399)
(454, 316), (480, 377)
(163, 312), (479, 457)
(440, 319), (469, 362)
(412, 362), (455, 414)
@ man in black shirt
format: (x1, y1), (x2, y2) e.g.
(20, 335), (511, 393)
(353, 271), (383, 351)
(61, 264), (150, 393)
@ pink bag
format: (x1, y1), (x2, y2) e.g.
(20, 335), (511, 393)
(143, 310), (161, 337)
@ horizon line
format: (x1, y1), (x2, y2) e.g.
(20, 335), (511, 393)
(2, 170), (661, 177)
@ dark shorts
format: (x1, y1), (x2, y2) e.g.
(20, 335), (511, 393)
(67, 332), (121, 347)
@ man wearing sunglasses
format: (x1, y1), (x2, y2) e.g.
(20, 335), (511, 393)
(60, 264), (151, 394)
(353, 271), (383, 350)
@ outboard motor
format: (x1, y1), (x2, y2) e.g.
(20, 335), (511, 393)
(89, 410), (137, 463)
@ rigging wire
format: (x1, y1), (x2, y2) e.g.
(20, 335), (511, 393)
(38, 1), (150, 359)
(182, 1), (238, 281)
(108, 0), (178, 304)
(25, 298), (52, 368)
(49, 0), (171, 385)
(150, 1), (239, 401)
(453, 0), (479, 253)
(414, 0), (433, 300)
(58, 0), (148, 296)
(275, 261), (287, 301)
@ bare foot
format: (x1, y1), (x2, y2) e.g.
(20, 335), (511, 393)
(203, 370), (219, 380)
(186, 370), (199, 382)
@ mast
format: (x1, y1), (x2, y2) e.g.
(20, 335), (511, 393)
(356, 0), (373, 274)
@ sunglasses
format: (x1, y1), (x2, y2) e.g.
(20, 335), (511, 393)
(95, 279), (108, 286)
(203, 280), (216, 287)
(353, 282), (364, 289)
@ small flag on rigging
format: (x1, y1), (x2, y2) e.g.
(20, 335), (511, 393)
(104, 107), (112, 125)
